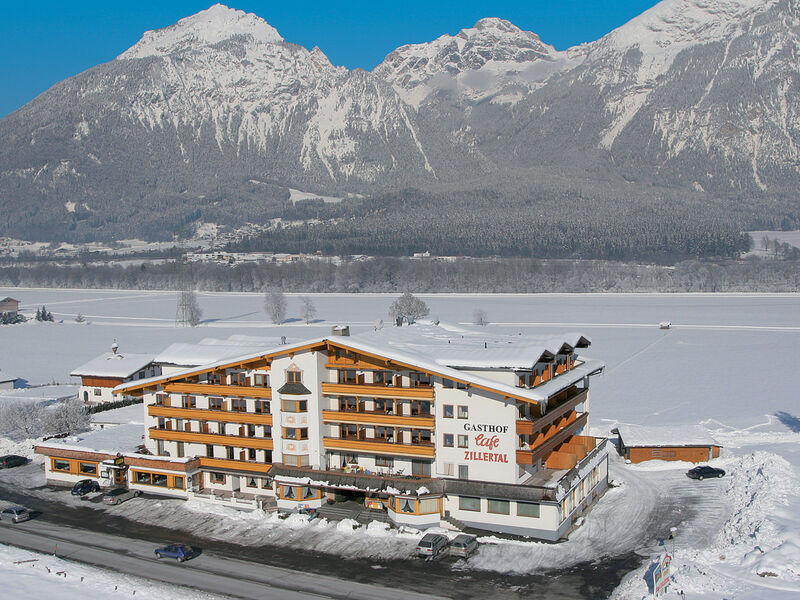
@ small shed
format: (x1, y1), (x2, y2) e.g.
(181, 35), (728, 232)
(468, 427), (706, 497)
(0, 371), (20, 390)
(613, 424), (721, 464)
(0, 297), (19, 316)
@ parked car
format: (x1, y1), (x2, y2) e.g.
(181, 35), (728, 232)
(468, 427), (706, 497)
(102, 487), (140, 505)
(686, 465), (725, 480)
(0, 455), (27, 469)
(0, 506), (31, 523)
(155, 544), (194, 562)
(71, 479), (101, 496)
(449, 534), (478, 558)
(416, 533), (449, 558)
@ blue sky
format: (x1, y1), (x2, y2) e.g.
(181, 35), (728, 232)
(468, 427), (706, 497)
(0, 1), (660, 118)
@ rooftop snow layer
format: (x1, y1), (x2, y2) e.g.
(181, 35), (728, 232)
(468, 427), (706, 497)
(0, 384), (78, 405)
(70, 352), (154, 378)
(154, 337), (292, 367)
(37, 423), (145, 454)
(615, 423), (721, 447)
(90, 403), (145, 426)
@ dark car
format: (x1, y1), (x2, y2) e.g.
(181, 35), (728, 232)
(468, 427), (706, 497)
(71, 479), (101, 496)
(686, 465), (725, 480)
(0, 455), (27, 469)
(102, 487), (140, 505)
(155, 544), (194, 562)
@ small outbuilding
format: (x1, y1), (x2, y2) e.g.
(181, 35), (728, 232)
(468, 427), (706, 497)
(71, 346), (159, 404)
(0, 297), (20, 317)
(613, 424), (721, 464)
(0, 371), (20, 390)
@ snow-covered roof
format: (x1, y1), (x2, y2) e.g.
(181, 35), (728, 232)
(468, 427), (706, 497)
(71, 352), (154, 378)
(91, 403), (145, 426)
(615, 424), (721, 448)
(154, 335), (292, 367)
(0, 371), (19, 384)
(0, 384), (78, 405)
(115, 323), (603, 405)
(36, 423), (145, 454)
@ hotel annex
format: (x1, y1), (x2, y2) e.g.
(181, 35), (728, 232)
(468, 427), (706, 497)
(36, 324), (607, 540)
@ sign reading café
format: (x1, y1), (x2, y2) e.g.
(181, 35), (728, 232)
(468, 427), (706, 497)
(463, 422), (511, 463)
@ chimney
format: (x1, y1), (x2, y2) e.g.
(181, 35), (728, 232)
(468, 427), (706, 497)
(331, 325), (350, 337)
(111, 341), (119, 354)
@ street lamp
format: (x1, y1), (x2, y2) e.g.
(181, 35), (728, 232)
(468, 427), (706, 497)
(669, 526), (678, 556)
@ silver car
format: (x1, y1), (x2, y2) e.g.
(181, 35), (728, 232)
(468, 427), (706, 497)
(1, 506), (31, 523)
(449, 534), (478, 557)
(102, 487), (141, 505)
(415, 533), (448, 557)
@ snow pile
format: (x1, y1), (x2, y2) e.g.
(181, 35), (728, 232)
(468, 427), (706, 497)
(613, 451), (800, 598)
(0, 544), (218, 600)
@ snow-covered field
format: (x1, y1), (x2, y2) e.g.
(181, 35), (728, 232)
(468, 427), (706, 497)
(1, 288), (799, 598)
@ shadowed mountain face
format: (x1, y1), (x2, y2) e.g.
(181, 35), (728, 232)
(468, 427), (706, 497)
(1, 1), (799, 244)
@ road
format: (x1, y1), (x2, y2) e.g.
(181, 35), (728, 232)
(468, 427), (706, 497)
(0, 475), (638, 599)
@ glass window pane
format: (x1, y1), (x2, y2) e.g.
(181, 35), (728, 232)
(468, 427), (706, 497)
(459, 496), (480, 511)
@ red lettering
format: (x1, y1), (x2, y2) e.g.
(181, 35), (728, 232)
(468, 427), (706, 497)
(475, 433), (500, 450)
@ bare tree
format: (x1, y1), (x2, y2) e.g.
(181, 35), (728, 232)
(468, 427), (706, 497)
(473, 308), (489, 326)
(299, 296), (317, 324)
(176, 290), (202, 326)
(0, 401), (43, 438)
(265, 289), (287, 324)
(43, 397), (90, 436)
(389, 292), (430, 323)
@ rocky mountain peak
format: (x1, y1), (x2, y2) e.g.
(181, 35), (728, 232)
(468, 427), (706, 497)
(118, 3), (284, 60)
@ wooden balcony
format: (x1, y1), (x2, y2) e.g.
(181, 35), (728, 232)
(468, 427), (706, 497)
(321, 410), (435, 429)
(149, 427), (274, 450)
(321, 382), (434, 400)
(163, 382), (272, 399)
(516, 388), (588, 435)
(323, 437), (435, 457)
(197, 457), (272, 475)
(516, 412), (588, 465)
(149, 405), (273, 425)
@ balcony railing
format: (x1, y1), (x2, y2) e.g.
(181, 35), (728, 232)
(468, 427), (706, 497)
(323, 437), (435, 457)
(321, 382), (434, 400)
(197, 457), (272, 474)
(322, 410), (435, 429)
(516, 388), (588, 435)
(149, 427), (274, 450)
(163, 382), (272, 399)
(148, 405), (273, 425)
(516, 412), (588, 465)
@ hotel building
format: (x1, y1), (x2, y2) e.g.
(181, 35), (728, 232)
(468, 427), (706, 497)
(37, 324), (607, 540)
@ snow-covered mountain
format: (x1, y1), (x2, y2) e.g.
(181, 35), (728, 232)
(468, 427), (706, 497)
(1, 0), (798, 242)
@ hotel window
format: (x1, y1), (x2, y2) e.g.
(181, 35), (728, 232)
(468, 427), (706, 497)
(458, 464), (469, 479)
(255, 400), (270, 414)
(410, 372), (431, 387)
(411, 400), (431, 416)
(247, 477), (258, 488)
(457, 435), (468, 448)
(488, 499), (510, 515)
(260, 478), (271, 488)
(208, 373), (222, 384)
(264, 425), (272, 438)
(52, 459), (71, 472)
(441, 462), (454, 476)
(79, 462), (97, 475)
(301, 486), (316, 499)
(182, 395), (196, 408)
(206, 444), (215, 458)
(375, 426), (393, 442)
(282, 399), (307, 413)
(412, 460), (431, 477)
(443, 434), (454, 447)
(287, 370), (302, 384)
(443, 405), (454, 418)
(457, 405), (469, 419)
(156, 440), (165, 456)
(155, 393), (167, 406)
(264, 450), (273, 463)
(231, 372), (249, 386)
(152, 473), (168, 487)
(226, 447), (235, 460)
(209, 397), (223, 411)
(374, 398), (394, 414)
(284, 427), (308, 440)
(283, 485), (296, 499)
(248, 448), (256, 461)
(374, 371), (391, 385)
(442, 378), (454, 389)
(246, 424), (256, 437)
(459, 496), (480, 511)
(173, 476), (184, 489)
(284, 455), (310, 467)
(517, 502), (541, 518)
(456, 381), (467, 390)
(375, 456), (394, 468)
(338, 369), (357, 384)
(340, 396), (359, 412)
(343, 453), (358, 466)
(135, 471), (151, 484)
(398, 498), (416, 513)
(210, 472), (225, 484)
(176, 442), (184, 458)
(231, 398), (247, 412)
(94, 388), (102, 396)
(254, 373), (270, 387)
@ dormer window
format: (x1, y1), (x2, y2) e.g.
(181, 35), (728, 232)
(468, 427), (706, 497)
(287, 370), (302, 384)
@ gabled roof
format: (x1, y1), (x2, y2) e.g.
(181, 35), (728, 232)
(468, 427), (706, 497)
(71, 352), (154, 378)
(615, 424), (721, 448)
(0, 297), (19, 302)
(114, 324), (603, 406)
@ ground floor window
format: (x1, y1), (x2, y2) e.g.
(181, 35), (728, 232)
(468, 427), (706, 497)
(517, 501), (540, 518)
(488, 499), (510, 514)
(375, 456), (393, 468)
(173, 476), (184, 489)
(418, 498), (439, 514)
(79, 462), (97, 475)
(210, 472), (225, 484)
(412, 460), (431, 477)
(284, 454), (309, 467)
(134, 471), (171, 487)
(397, 497), (415, 513)
(459, 496), (480, 511)
(52, 459), (70, 472)
(247, 477), (258, 488)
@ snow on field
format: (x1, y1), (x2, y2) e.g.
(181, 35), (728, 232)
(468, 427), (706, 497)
(0, 543), (225, 600)
(0, 288), (798, 597)
(0, 385), (78, 405)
